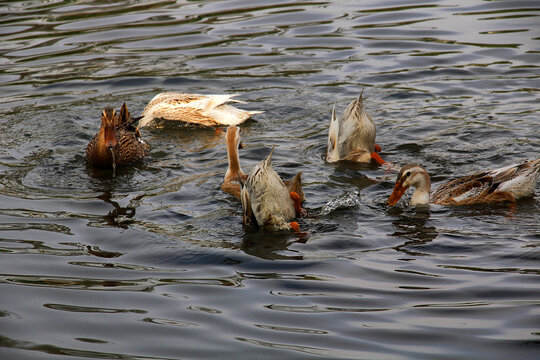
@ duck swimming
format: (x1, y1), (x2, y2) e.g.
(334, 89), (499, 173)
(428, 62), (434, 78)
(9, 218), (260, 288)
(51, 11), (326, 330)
(86, 103), (147, 174)
(241, 147), (303, 232)
(138, 93), (263, 128)
(221, 126), (305, 204)
(387, 158), (540, 206)
(326, 91), (385, 165)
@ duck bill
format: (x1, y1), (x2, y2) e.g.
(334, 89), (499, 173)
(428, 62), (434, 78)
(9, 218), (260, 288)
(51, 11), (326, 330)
(387, 181), (407, 206)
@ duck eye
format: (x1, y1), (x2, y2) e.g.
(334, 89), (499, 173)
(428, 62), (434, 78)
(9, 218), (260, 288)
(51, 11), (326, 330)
(406, 171), (410, 177)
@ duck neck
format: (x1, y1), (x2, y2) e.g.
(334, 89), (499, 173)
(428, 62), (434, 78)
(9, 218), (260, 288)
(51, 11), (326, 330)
(411, 171), (431, 205)
(97, 128), (111, 160)
(225, 137), (244, 182)
(92, 126), (117, 168)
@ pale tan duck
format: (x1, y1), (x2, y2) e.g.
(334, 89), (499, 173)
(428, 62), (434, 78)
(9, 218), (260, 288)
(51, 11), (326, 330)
(221, 126), (305, 203)
(138, 92), (263, 128)
(387, 158), (540, 206)
(240, 147), (303, 232)
(326, 90), (385, 165)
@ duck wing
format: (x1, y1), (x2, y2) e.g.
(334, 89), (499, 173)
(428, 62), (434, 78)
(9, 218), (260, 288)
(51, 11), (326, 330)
(432, 159), (540, 205)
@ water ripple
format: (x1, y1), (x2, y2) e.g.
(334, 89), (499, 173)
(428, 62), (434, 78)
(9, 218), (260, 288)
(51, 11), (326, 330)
(0, 1), (539, 359)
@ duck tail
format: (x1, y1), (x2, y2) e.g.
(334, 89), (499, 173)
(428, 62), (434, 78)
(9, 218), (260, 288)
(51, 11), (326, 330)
(247, 110), (264, 116)
(118, 102), (130, 126)
(263, 146), (275, 168)
(326, 102), (340, 162)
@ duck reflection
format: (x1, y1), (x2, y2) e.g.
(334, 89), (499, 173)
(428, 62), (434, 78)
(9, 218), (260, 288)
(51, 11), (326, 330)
(97, 191), (137, 229)
(389, 209), (439, 256)
(86, 162), (141, 179)
(241, 230), (307, 260)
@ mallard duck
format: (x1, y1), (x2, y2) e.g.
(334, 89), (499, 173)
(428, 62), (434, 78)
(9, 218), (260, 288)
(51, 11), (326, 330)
(138, 92), (263, 128)
(387, 158), (540, 206)
(241, 147), (303, 232)
(326, 91), (385, 165)
(86, 103), (147, 174)
(221, 126), (306, 204)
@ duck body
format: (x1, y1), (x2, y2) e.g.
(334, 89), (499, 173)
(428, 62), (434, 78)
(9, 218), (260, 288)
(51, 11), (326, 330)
(241, 147), (297, 231)
(388, 158), (540, 206)
(221, 126), (305, 204)
(86, 103), (147, 170)
(139, 92), (263, 128)
(326, 91), (382, 164)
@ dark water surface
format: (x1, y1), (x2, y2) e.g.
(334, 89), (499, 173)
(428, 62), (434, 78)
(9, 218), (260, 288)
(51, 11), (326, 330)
(1, 1), (539, 359)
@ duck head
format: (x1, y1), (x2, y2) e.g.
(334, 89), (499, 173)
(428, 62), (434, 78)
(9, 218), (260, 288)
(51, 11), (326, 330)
(100, 107), (118, 150)
(387, 164), (431, 206)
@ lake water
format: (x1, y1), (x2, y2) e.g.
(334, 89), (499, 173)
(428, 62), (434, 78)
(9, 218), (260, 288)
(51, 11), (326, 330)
(0, 1), (539, 359)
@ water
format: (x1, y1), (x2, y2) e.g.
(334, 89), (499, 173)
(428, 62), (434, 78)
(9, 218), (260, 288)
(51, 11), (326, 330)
(1, 0), (539, 359)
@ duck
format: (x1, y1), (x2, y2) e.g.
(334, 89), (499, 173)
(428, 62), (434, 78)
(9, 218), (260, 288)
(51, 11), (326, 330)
(221, 126), (306, 204)
(86, 103), (147, 174)
(326, 90), (385, 165)
(138, 92), (263, 128)
(241, 146), (304, 232)
(387, 158), (540, 206)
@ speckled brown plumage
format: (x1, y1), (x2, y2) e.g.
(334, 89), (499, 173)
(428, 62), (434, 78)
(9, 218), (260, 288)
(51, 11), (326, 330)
(86, 103), (147, 169)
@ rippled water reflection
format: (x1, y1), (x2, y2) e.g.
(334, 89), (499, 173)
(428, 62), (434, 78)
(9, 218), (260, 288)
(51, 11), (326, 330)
(1, 0), (539, 359)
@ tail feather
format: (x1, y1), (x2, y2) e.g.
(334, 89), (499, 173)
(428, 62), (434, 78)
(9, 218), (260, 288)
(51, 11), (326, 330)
(263, 146), (275, 168)
(326, 102), (340, 162)
(204, 94), (241, 109)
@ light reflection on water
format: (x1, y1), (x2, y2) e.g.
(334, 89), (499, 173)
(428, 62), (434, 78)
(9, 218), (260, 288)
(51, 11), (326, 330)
(0, 0), (539, 359)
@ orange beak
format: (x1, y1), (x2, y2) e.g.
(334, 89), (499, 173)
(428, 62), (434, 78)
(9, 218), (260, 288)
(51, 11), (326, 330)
(387, 181), (407, 206)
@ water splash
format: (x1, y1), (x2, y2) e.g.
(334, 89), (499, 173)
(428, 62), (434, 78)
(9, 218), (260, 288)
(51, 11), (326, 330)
(319, 189), (361, 216)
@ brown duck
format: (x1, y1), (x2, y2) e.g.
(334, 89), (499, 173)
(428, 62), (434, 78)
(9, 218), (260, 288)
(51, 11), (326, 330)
(86, 103), (147, 173)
